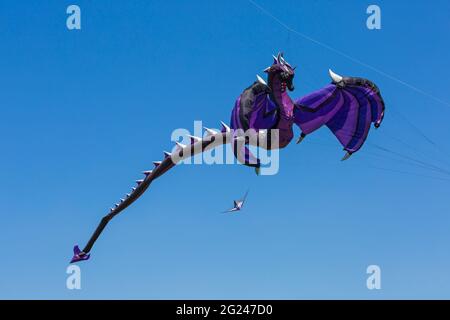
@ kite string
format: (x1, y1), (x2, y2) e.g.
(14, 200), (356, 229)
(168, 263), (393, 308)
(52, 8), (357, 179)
(368, 142), (450, 176)
(364, 165), (450, 183)
(362, 150), (450, 177)
(308, 140), (450, 182)
(246, 0), (450, 108)
(246, 0), (450, 180)
(248, 0), (450, 170)
(309, 126), (450, 178)
(305, 140), (450, 182)
(379, 126), (450, 170)
(336, 126), (450, 176)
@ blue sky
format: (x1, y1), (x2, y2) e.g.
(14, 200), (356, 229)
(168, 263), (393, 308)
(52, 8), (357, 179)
(1, 0), (450, 299)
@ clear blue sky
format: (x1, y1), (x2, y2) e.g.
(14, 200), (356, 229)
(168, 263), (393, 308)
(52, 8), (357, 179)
(1, 0), (450, 299)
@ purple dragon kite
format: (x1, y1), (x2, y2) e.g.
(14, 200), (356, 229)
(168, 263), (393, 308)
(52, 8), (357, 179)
(70, 53), (385, 263)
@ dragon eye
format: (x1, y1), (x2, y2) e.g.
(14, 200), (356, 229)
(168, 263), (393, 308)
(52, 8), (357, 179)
(281, 72), (290, 80)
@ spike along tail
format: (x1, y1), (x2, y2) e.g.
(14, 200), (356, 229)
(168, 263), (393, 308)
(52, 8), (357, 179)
(70, 122), (232, 263)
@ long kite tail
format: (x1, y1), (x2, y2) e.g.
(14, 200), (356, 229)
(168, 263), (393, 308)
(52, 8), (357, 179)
(70, 122), (232, 263)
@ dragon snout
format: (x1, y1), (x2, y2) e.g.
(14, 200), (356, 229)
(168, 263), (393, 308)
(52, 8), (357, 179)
(280, 72), (295, 91)
(287, 81), (295, 91)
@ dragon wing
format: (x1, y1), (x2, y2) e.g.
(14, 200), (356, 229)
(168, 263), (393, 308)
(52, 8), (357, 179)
(294, 70), (385, 156)
(230, 80), (279, 168)
(231, 80), (279, 132)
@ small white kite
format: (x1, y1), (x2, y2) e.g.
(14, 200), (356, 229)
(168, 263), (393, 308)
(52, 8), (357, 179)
(222, 190), (249, 213)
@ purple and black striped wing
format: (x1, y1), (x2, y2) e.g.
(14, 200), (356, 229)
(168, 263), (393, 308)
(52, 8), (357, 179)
(230, 81), (279, 168)
(294, 76), (385, 154)
(230, 82), (279, 131)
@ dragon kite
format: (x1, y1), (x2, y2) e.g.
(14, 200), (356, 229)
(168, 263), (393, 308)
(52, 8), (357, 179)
(70, 53), (385, 263)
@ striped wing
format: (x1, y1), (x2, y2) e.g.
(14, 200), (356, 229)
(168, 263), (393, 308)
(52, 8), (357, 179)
(294, 76), (385, 153)
(231, 82), (279, 131)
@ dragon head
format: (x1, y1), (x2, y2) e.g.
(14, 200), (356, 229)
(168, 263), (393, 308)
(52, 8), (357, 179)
(264, 52), (296, 92)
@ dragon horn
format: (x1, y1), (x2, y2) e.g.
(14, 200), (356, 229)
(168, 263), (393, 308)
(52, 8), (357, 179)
(329, 69), (343, 83)
(204, 127), (218, 136)
(153, 161), (162, 167)
(277, 52), (283, 64)
(256, 75), (267, 86)
(220, 121), (231, 133)
(186, 135), (202, 143)
(272, 55), (278, 64)
(341, 152), (352, 161)
(175, 142), (186, 149)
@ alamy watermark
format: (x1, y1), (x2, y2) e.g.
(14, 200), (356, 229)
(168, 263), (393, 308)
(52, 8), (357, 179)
(66, 265), (82, 290)
(366, 5), (382, 30)
(366, 265), (381, 290)
(66, 5), (81, 30)
(170, 121), (280, 175)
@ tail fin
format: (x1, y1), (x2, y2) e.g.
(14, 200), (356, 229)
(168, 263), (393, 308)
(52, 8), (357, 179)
(70, 245), (90, 263)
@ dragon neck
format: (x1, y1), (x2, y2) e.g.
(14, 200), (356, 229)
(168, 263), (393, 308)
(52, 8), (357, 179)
(269, 77), (294, 116)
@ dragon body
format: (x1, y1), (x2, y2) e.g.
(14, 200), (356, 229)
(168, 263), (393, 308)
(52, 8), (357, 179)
(70, 53), (385, 263)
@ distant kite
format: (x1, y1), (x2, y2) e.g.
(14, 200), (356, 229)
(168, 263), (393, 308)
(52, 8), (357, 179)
(222, 190), (249, 213)
(71, 53), (385, 263)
